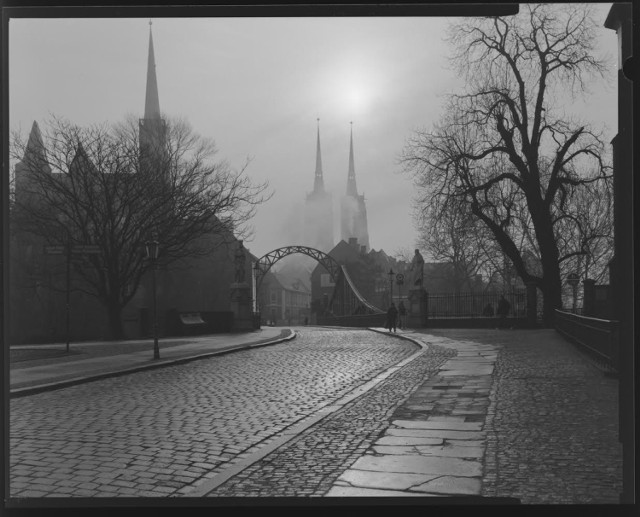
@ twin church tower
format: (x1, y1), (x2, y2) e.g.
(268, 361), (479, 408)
(144, 22), (369, 255)
(303, 120), (370, 254)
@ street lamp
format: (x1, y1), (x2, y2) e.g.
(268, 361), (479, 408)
(396, 273), (405, 303)
(388, 268), (394, 305)
(56, 214), (72, 353)
(145, 237), (160, 359)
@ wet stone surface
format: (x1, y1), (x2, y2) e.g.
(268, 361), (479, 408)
(423, 329), (623, 505)
(10, 329), (421, 498)
(205, 343), (454, 497)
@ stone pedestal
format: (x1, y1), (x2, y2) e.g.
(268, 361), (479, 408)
(407, 288), (428, 328)
(230, 282), (253, 331)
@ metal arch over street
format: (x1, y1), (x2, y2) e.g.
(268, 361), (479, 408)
(253, 245), (341, 290)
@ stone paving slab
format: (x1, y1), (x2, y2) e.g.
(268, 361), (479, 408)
(375, 436), (445, 446)
(371, 445), (484, 458)
(326, 486), (429, 497)
(333, 469), (440, 491)
(415, 475), (482, 495)
(327, 332), (497, 498)
(391, 419), (483, 431)
(347, 454), (482, 477)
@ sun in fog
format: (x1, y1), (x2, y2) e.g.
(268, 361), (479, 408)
(320, 56), (382, 118)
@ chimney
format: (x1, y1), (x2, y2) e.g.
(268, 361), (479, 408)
(348, 237), (358, 248)
(360, 245), (366, 254)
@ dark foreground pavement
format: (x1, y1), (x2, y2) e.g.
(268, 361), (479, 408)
(6, 326), (628, 508)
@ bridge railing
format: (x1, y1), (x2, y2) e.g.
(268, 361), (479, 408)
(554, 309), (619, 372)
(328, 266), (384, 317)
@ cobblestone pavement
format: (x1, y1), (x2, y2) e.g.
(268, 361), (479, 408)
(204, 337), (454, 497)
(9, 328), (416, 498)
(423, 329), (623, 505)
(326, 335), (497, 498)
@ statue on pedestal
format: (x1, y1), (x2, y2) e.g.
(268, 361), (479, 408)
(408, 248), (425, 288)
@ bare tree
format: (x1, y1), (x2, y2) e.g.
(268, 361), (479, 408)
(11, 115), (271, 338)
(414, 192), (501, 291)
(401, 4), (613, 324)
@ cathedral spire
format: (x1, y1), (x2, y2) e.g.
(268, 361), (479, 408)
(144, 20), (161, 120)
(313, 118), (325, 193)
(346, 121), (358, 197)
(23, 121), (47, 164)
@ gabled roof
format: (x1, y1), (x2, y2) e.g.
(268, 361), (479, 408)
(20, 121), (51, 174)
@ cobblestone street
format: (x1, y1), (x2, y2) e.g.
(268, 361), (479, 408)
(10, 329), (416, 498)
(9, 327), (625, 505)
(424, 329), (623, 504)
(207, 337), (452, 497)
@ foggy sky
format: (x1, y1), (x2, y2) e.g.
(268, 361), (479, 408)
(8, 6), (617, 260)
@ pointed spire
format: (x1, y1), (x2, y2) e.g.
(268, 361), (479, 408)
(313, 118), (325, 193)
(346, 121), (358, 197)
(24, 121), (46, 161)
(144, 20), (161, 120)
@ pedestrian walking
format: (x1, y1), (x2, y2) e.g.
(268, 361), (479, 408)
(398, 301), (407, 330)
(496, 295), (510, 329)
(386, 302), (398, 333)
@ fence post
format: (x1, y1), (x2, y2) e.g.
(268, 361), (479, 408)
(526, 282), (537, 328)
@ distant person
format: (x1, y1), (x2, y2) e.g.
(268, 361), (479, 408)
(483, 303), (494, 317)
(497, 295), (510, 329)
(386, 302), (398, 333)
(398, 301), (407, 330)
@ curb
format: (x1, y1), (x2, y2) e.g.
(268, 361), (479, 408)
(10, 330), (297, 398)
(189, 328), (431, 497)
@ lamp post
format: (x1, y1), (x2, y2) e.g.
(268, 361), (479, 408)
(388, 269), (394, 305)
(55, 214), (72, 353)
(145, 238), (160, 359)
(396, 273), (404, 303)
(567, 272), (580, 314)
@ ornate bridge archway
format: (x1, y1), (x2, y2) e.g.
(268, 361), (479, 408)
(253, 245), (384, 318)
(253, 245), (340, 291)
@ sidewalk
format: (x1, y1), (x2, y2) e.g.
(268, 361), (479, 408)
(325, 327), (622, 504)
(9, 327), (294, 397)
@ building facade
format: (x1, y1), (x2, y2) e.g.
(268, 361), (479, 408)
(257, 271), (311, 326)
(9, 25), (252, 343)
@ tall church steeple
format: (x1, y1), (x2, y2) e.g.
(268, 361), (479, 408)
(139, 20), (167, 182)
(144, 21), (161, 120)
(304, 119), (333, 252)
(313, 118), (325, 193)
(346, 122), (358, 197)
(340, 121), (370, 252)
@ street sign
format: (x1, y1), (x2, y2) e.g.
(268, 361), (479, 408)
(396, 273), (405, 284)
(44, 245), (65, 255)
(71, 245), (101, 255)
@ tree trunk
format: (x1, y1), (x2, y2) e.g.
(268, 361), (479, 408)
(537, 229), (564, 326)
(106, 299), (125, 340)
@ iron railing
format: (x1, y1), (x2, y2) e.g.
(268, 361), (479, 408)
(554, 309), (619, 372)
(427, 290), (527, 319)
